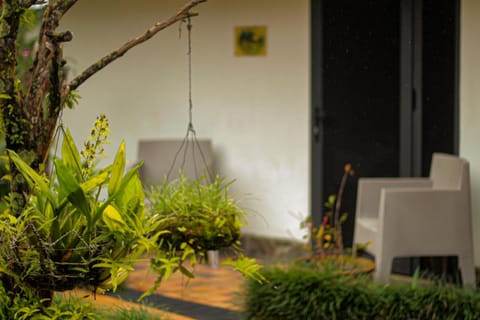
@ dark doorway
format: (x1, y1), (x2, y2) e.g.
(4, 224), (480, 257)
(311, 0), (459, 275)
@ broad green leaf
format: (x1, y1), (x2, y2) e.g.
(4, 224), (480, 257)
(61, 129), (82, 180)
(68, 190), (90, 223)
(8, 150), (56, 205)
(108, 141), (126, 196)
(92, 198), (114, 227)
(115, 171), (144, 218)
(54, 159), (79, 193)
(55, 159), (90, 218)
(104, 161), (144, 215)
(91, 162), (142, 227)
(80, 171), (108, 192)
(102, 204), (126, 231)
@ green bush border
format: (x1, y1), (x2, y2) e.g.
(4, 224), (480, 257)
(244, 267), (480, 320)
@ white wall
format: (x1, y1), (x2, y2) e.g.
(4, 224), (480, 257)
(460, 0), (480, 266)
(61, 0), (310, 241)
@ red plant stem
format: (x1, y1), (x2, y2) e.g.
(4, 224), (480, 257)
(334, 169), (349, 254)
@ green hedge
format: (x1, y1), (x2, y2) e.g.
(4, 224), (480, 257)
(244, 267), (480, 320)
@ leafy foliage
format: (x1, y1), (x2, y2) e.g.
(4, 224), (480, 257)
(297, 164), (374, 274)
(1, 0), (257, 315)
(0, 118), (154, 293)
(0, 281), (166, 320)
(0, 113), (265, 313)
(144, 172), (265, 298)
(0, 283), (99, 320)
(147, 173), (244, 252)
(244, 267), (480, 320)
(304, 163), (355, 258)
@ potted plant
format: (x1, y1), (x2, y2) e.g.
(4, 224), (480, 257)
(146, 173), (244, 254)
(140, 169), (266, 297)
(297, 163), (374, 275)
(1, 115), (159, 300)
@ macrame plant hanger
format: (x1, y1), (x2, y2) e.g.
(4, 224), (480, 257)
(167, 16), (212, 182)
(166, 17), (221, 269)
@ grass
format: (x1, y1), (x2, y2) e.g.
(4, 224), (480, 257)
(244, 266), (480, 320)
(103, 306), (163, 320)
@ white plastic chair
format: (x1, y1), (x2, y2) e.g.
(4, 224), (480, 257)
(353, 153), (475, 286)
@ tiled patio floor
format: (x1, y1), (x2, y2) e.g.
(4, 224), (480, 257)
(68, 258), (247, 319)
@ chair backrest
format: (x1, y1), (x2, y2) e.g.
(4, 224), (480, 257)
(137, 139), (215, 186)
(429, 153), (469, 191)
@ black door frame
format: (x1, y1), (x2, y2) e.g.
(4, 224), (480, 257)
(400, 0), (423, 177)
(311, 0), (325, 238)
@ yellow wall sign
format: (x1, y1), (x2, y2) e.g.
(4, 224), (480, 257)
(235, 26), (267, 56)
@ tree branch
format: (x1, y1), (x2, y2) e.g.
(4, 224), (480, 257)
(26, 1), (73, 117)
(52, 0), (79, 19)
(20, 1), (68, 165)
(67, 0), (207, 92)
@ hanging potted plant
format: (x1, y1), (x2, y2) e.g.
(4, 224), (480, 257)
(146, 172), (244, 254)
(296, 164), (374, 275)
(1, 115), (159, 298)
(140, 170), (265, 298)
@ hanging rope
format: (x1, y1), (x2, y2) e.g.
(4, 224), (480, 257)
(167, 15), (213, 182)
(187, 17), (194, 133)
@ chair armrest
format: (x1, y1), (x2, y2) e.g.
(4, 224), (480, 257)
(356, 178), (432, 219)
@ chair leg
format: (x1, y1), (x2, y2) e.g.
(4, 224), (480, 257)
(458, 255), (476, 287)
(374, 253), (393, 284)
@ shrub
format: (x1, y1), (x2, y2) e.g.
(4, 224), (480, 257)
(0, 283), (100, 320)
(244, 267), (480, 320)
(0, 280), (163, 320)
(103, 306), (162, 320)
